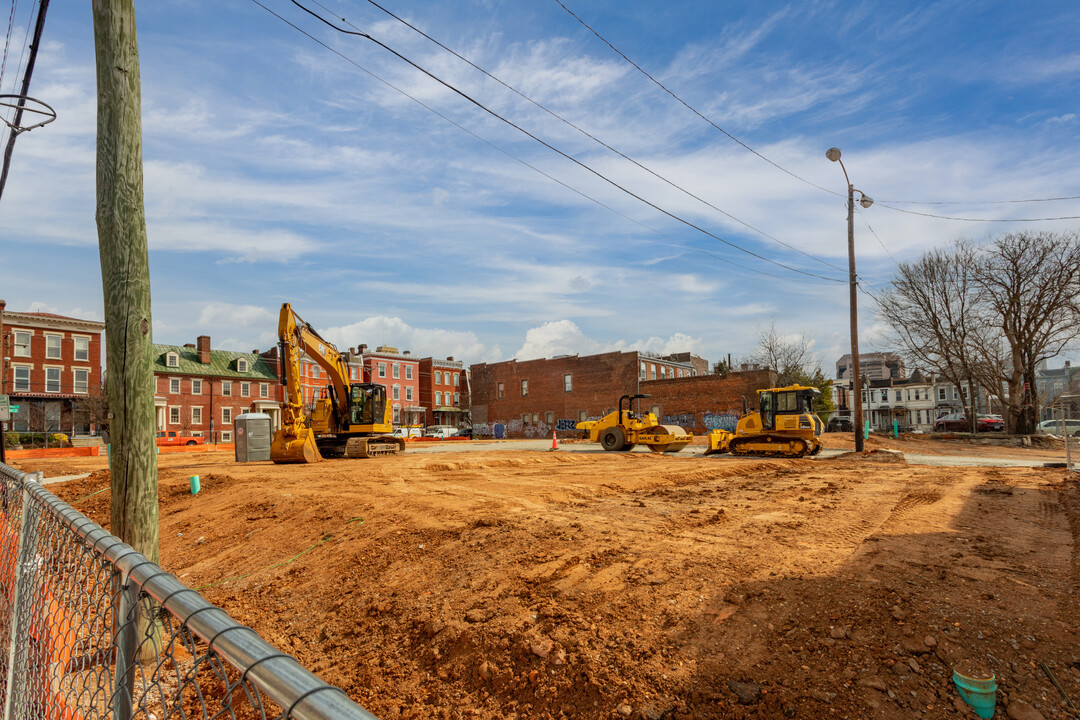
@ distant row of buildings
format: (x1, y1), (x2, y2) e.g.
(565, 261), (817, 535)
(3, 305), (1074, 440)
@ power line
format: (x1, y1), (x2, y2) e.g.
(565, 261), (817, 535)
(854, 203), (901, 268)
(877, 194), (1080, 205)
(875, 202), (1080, 223)
(286, 0), (846, 283)
(247, 0), (830, 286)
(326, 0), (846, 274)
(0, 0), (48, 204)
(553, 0), (844, 199)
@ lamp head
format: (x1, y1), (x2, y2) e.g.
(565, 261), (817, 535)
(859, 195), (874, 209)
(826, 147), (842, 162)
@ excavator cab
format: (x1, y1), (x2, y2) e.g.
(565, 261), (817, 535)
(759, 387), (818, 431)
(348, 383), (387, 429)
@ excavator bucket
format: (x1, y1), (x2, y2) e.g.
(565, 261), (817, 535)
(271, 428), (323, 464)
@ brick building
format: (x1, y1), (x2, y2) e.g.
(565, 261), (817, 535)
(352, 345), (422, 426)
(1, 307), (105, 436)
(418, 357), (466, 427)
(470, 350), (772, 436)
(153, 336), (281, 442)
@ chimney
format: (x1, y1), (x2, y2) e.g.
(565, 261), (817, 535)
(358, 344), (368, 354)
(197, 335), (211, 364)
(1067, 360), (1072, 368)
(183, 343), (196, 348)
(446, 356), (454, 362)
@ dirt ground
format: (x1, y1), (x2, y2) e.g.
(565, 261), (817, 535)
(12, 434), (1080, 720)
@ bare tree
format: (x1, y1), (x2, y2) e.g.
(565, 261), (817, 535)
(969, 231), (1080, 434)
(750, 322), (835, 416)
(880, 231), (1080, 434)
(878, 241), (985, 431)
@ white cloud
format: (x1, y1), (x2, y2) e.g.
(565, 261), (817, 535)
(197, 303), (277, 328)
(321, 316), (501, 365)
(513, 319), (704, 361)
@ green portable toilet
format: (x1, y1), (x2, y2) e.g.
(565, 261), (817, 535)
(234, 412), (272, 462)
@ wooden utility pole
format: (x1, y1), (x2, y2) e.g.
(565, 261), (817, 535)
(92, 0), (158, 565)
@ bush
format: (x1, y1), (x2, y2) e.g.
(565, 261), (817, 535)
(4, 432), (18, 446)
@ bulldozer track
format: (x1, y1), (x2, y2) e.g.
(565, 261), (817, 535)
(729, 435), (811, 458)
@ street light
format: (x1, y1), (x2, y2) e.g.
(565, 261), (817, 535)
(827, 147), (873, 452)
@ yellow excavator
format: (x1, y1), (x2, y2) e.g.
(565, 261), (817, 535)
(705, 384), (824, 458)
(271, 303), (405, 463)
(576, 394), (693, 453)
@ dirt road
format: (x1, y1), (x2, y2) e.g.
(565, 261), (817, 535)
(14, 439), (1080, 719)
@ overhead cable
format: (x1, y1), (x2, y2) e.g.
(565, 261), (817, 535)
(248, 0), (831, 285)
(876, 202), (1080, 223)
(329, 0), (845, 274)
(286, 0), (846, 283)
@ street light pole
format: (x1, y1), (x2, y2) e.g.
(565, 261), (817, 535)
(827, 147), (872, 453)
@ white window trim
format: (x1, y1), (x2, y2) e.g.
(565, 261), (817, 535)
(405, 365), (413, 380)
(435, 371), (442, 384)
(237, 358), (249, 372)
(221, 431), (233, 442)
(521, 379), (528, 396)
(260, 383), (269, 398)
(192, 379), (203, 395)
(72, 334), (91, 362)
(12, 330), (32, 358)
(453, 373), (459, 386)
(73, 368), (90, 395)
(378, 363), (386, 378)
(168, 406), (181, 425)
(192, 407), (203, 425)
(169, 377), (181, 394)
(241, 382), (251, 397)
(392, 363), (400, 379)
(12, 364), (31, 392)
(435, 391), (442, 405)
(454, 392), (460, 405)
(405, 386), (413, 401)
(392, 384), (400, 400)
(45, 333), (63, 360)
(222, 380), (232, 396)
(44, 365), (63, 393)
(166, 352), (180, 368)
(222, 407), (233, 425)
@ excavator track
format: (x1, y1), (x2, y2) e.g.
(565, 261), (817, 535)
(729, 434), (810, 458)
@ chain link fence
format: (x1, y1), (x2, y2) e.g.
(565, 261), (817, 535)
(0, 461), (379, 720)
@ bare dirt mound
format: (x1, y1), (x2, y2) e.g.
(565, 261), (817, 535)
(42, 450), (1080, 719)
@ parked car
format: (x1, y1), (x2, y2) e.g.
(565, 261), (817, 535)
(425, 425), (460, 439)
(392, 426), (423, 439)
(156, 431), (205, 446)
(826, 416), (853, 433)
(933, 413), (1005, 433)
(1037, 419), (1080, 437)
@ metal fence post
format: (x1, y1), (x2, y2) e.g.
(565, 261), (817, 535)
(112, 573), (138, 720)
(3, 474), (40, 720)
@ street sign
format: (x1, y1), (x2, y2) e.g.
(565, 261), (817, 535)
(8, 406), (18, 412)
(0, 394), (9, 423)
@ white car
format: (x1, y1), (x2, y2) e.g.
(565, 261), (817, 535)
(392, 426), (422, 438)
(425, 425), (460, 438)
(1038, 419), (1080, 437)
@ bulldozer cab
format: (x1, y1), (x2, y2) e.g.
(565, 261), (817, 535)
(349, 383), (387, 427)
(760, 387), (819, 431)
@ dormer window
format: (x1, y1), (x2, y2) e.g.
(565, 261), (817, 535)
(236, 358), (249, 372)
(166, 352), (179, 367)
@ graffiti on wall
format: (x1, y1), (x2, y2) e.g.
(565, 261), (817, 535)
(661, 413), (695, 427)
(555, 419), (578, 432)
(703, 413), (739, 431)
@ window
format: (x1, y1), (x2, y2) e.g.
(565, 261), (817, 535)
(497, 382), (504, 398)
(46, 334), (62, 360)
(393, 384), (400, 400)
(435, 391), (442, 405)
(192, 379), (203, 394)
(393, 405), (401, 423)
(166, 352), (179, 367)
(241, 382), (250, 398)
(378, 363), (386, 378)
(639, 361), (646, 381)
(260, 383), (269, 398)
(46, 367), (61, 393)
(454, 392), (460, 405)
(660, 367), (666, 379)
(221, 431), (232, 442)
(870, 390), (876, 403)
(523, 414), (530, 424)
(579, 410), (587, 422)
(14, 366), (30, 392)
(74, 336), (89, 362)
(453, 373), (459, 386)
(406, 365), (413, 380)
(192, 407), (203, 425)
(938, 388), (946, 401)
(350, 367), (357, 380)
(222, 381), (232, 396)
(13, 331), (30, 357)
(74, 369), (89, 394)
(650, 366), (656, 380)
(392, 363), (400, 379)
(222, 407), (232, 425)
(521, 379), (528, 396)
(237, 358), (249, 372)
(435, 371), (442, 384)
(406, 386), (413, 401)
(170, 378), (181, 394)
(564, 374), (572, 392)
(169, 407), (181, 425)
(545, 411), (554, 424)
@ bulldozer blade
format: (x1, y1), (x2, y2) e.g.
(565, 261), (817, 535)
(271, 429), (323, 464)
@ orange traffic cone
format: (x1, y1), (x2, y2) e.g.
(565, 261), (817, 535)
(551, 429), (559, 451)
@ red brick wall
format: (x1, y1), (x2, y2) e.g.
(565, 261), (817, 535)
(5, 320), (103, 397)
(155, 375), (278, 439)
(641, 369), (777, 433)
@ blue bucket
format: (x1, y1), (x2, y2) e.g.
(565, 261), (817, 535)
(953, 668), (996, 719)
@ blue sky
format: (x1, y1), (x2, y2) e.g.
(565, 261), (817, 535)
(2, 0), (1078, 372)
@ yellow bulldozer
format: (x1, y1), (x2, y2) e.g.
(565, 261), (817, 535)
(576, 394), (692, 453)
(705, 384), (824, 458)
